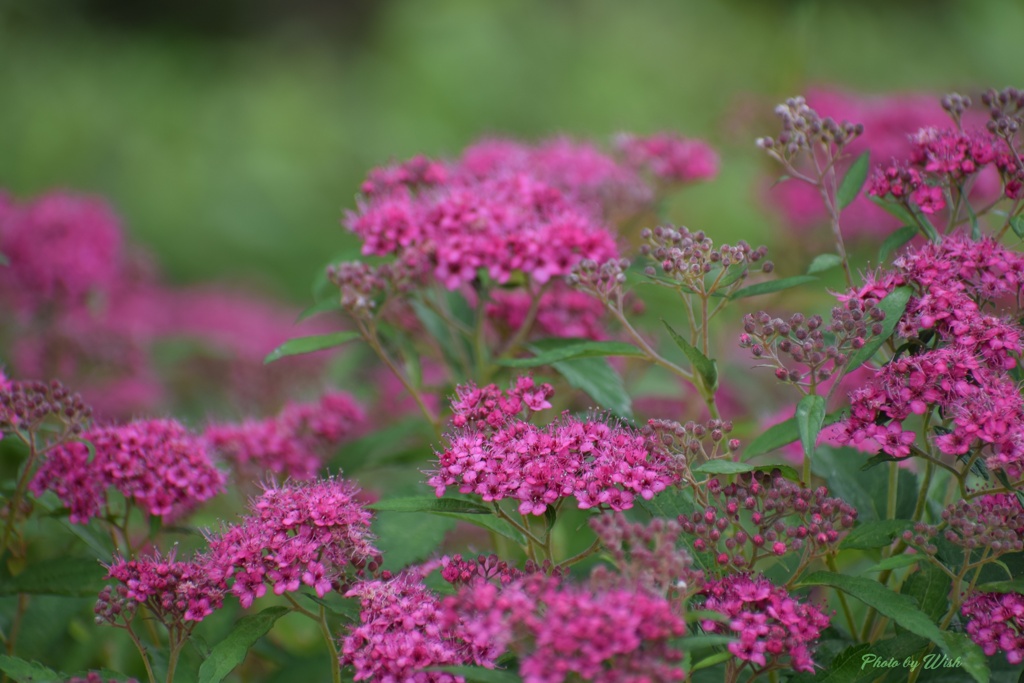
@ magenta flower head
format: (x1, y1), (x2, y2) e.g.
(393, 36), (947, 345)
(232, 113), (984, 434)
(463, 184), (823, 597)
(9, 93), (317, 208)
(615, 132), (720, 185)
(31, 418), (225, 524)
(962, 591), (1024, 665)
(428, 378), (679, 515)
(97, 549), (225, 625)
(205, 390), (365, 481)
(699, 573), (830, 674)
(441, 570), (686, 683)
(0, 191), (124, 312)
(205, 477), (381, 609)
(341, 564), (486, 682)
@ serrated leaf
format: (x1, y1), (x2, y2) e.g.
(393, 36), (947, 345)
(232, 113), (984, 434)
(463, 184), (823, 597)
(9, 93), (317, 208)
(814, 447), (917, 522)
(838, 151), (870, 209)
(692, 460), (800, 482)
(374, 512), (456, 571)
(548, 355), (632, 418)
(368, 497), (492, 515)
(840, 519), (915, 550)
(796, 394), (826, 460)
(729, 275), (817, 301)
(197, 606), (289, 683)
(661, 320), (718, 392)
(1010, 215), (1024, 239)
(878, 225), (917, 263)
(902, 561), (952, 624)
(496, 339), (644, 368)
(975, 578), (1024, 594)
(743, 411), (845, 459)
(295, 298), (342, 323)
(807, 253), (843, 275)
(429, 666), (522, 683)
(843, 286), (913, 372)
(263, 331), (361, 364)
(797, 572), (989, 683)
(0, 557), (105, 597)
(864, 554), (921, 572)
(0, 655), (62, 683)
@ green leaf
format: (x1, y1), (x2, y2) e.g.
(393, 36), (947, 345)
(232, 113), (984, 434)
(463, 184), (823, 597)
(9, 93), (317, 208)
(198, 606), (289, 683)
(263, 331), (361, 364)
(966, 201), (981, 240)
(869, 195), (917, 226)
(840, 519), (914, 550)
(496, 339), (645, 368)
(690, 650), (732, 673)
(661, 320), (718, 392)
(838, 151), (871, 209)
(843, 286), (913, 372)
(814, 447), (917, 522)
(797, 572), (989, 683)
(729, 275), (817, 301)
(374, 512), (457, 571)
(0, 655), (62, 682)
(1009, 215), (1024, 239)
(295, 298), (342, 323)
(878, 225), (917, 263)
(901, 561), (952, 624)
(692, 460), (800, 482)
(429, 666), (522, 683)
(545, 355), (632, 418)
(863, 554), (920, 572)
(807, 253), (843, 275)
(368, 497), (492, 515)
(677, 634), (737, 650)
(0, 558), (105, 597)
(807, 634), (928, 683)
(975, 578), (1024, 594)
(796, 394), (826, 460)
(743, 411), (845, 459)
(431, 511), (526, 546)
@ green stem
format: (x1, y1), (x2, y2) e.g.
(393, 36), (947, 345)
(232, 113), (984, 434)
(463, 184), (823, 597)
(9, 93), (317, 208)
(0, 434), (41, 558)
(557, 537), (602, 569)
(124, 624), (158, 683)
(887, 461), (899, 521)
(284, 595), (341, 683)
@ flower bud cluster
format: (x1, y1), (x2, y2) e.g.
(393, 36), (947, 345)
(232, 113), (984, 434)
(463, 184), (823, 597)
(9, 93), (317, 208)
(589, 513), (703, 597)
(639, 225), (771, 294)
(440, 554), (525, 588)
(31, 418), (225, 524)
(740, 301), (883, 388)
(326, 254), (426, 319)
(99, 550), (225, 625)
(0, 376), (91, 436)
(642, 418), (740, 462)
(566, 257), (631, 303)
(205, 390), (365, 481)
(905, 494), (1024, 555)
(962, 590), (1024, 666)
(756, 96), (863, 161)
(698, 573), (831, 674)
(982, 87), (1024, 138)
(204, 477), (381, 608)
(679, 472), (857, 570)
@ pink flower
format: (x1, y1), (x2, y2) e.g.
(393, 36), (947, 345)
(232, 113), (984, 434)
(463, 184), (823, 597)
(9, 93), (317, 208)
(963, 591), (1024, 665)
(31, 418), (224, 523)
(615, 132), (720, 184)
(205, 477), (380, 608)
(699, 574), (830, 673)
(100, 550), (224, 624)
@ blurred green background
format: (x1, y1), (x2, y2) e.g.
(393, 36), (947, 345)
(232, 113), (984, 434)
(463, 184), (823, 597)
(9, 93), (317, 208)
(2, 0), (1022, 302)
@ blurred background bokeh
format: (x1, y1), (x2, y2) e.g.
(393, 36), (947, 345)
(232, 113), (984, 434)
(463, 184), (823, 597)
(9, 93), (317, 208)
(2, 0), (1023, 301)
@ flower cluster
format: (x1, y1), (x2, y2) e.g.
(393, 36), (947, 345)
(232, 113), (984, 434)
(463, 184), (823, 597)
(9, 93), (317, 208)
(439, 553), (529, 588)
(205, 391), (365, 481)
(205, 478), (380, 608)
(962, 590), (1024, 665)
(904, 494), (1024, 555)
(614, 132), (720, 185)
(441, 572), (687, 683)
(449, 375), (553, 430)
(678, 472), (857, 570)
(740, 301), (885, 389)
(31, 418), (225, 523)
(98, 550), (225, 625)
(589, 513), (704, 596)
(428, 380), (678, 515)
(341, 564), (490, 682)
(642, 418), (741, 463)
(0, 191), (123, 312)
(0, 377), (91, 435)
(698, 574), (830, 673)
(639, 225), (772, 294)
